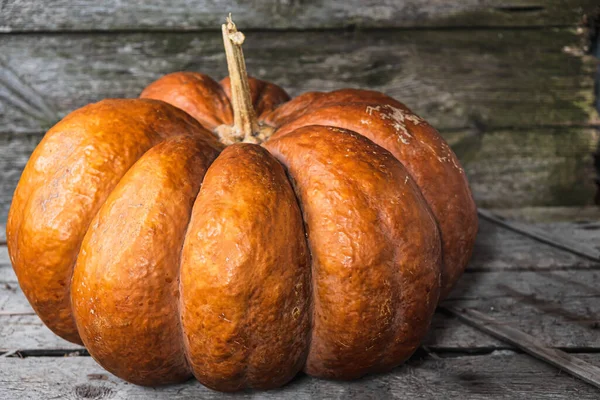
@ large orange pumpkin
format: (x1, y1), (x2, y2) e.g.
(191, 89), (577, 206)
(7, 18), (477, 391)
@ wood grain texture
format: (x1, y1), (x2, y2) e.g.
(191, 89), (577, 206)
(534, 221), (600, 253)
(468, 219), (598, 271)
(442, 296), (600, 349)
(446, 128), (600, 208)
(0, 29), (595, 134)
(1, 280), (507, 353)
(479, 209), (600, 261)
(491, 206), (600, 223)
(2, 353), (600, 399)
(0, 0), (597, 32)
(444, 307), (600, 389)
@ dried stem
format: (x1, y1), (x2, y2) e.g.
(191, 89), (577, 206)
(221, 15), (259, 141)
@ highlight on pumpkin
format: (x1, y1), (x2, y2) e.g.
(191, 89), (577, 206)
(5, 14), (477, 392)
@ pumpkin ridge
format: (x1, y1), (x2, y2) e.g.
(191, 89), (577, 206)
(265, 100), (477, 299)
(264, 125), (441, 380)
(71, 134), (219, 385)
(179, 143), (311, 390)
(140, 72), (234, 131)
(6, 99), (221, 345)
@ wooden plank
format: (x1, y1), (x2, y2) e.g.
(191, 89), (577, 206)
(4, 284), (599, 353)
(0, 0), (597, 32)
(0, 28), (596, 134)
(1, 353), (600, 399)
(444, 306), (600, 390)
(0, 282), (503, 352)
(447, 128), (599, 208)
(537, 222), (600, 253)
(0, 133), (39, 230)
(468, 218), (598, 271)
(1, 217), (596, 282)
(479, 208), (600, 261)
(491, 206), (600, 223)
(442, 296), (600, 349)
(450, 270), (600, 300)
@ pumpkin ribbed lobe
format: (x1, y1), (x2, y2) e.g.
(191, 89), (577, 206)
(267, 99), (478, 298)
(6, 99), (219, 345)
(179, 144), (311, 391)
(71, 135), (219, 385)
(264, 125), (441, 379)
(142, 71), (288, 146)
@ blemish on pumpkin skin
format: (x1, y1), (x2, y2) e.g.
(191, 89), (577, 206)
(219, 313), (232, 323)
(366, 104), (423, 145)
(292, 307), (300, 319)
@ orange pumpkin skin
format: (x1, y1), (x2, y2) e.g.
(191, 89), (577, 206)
(143, 72), (478, 299)
(7, 99), (222, 345)
(7, 71), (477, 391)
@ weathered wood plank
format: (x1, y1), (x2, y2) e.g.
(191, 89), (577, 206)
(1, 353), (600, 399)
(442, 296), (600, 349)
(0, 283), (504, 352)
(479, 209), (600, 261)
(468, 218), (598, 270)
(447, 128), (599, 208)
(444, 306), (600, 389)
(534, 222), (600, 252)
(491, 206), (600, 223)
(1, 217), (596, 281)
(0, 133), (39, 228)
(5, 285), (598, 353)
(0, 0), (597, 32)
(2, 216), (597, 283)
(0, 29), (596, 134)
(0, 273), (507, 352)
(483, 209), (600, 253)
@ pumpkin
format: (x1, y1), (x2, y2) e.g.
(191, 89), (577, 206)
(6, 17), (477, 391)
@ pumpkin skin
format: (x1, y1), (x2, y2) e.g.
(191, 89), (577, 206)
(7, 71), (477, 391)
(143, 73), (478, 299)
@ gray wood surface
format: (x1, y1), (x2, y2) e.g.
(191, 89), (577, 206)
(0, 0), (597, 31)
(478, 209), (600, 261)
(446, 128), (599, 209)
(5, 272), (600, 351)
(444, 307), (600, 390)
(0, 29), (595, 134)
(535, 222), (600, 252)
(491, 207), (600, 223)
(1, 353), (600, 399)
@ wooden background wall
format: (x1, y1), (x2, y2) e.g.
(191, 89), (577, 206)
(0, 1), (599, 227)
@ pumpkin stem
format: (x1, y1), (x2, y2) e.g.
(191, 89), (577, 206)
(221, 15), (259, 142)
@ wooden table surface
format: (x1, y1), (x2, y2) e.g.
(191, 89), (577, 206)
(2, 212), (600, 399)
